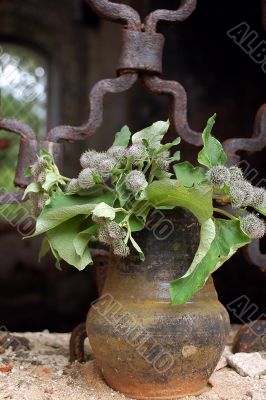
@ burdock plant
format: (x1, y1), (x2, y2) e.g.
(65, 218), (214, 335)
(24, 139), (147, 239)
(24, 115), (266, 305)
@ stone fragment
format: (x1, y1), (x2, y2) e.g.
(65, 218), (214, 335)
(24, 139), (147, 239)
(227, 352), (266, 378)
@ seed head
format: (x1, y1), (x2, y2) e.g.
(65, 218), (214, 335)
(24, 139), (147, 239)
(37, 171), (46, 185)
(98, 224), (112, 245)
(229, 186), (245, 208)
(97, 221), (126, 245)
(240, 213), (265, 239)
(112, 240), (130, 258)
(78, 168), (95, 189)
(37, 194), (49, 211)
(236, 181), (253, 207)
(31, 157), (47, 178)
(206, 165), (231, 188)
(92, 214), (105, 224)
(29, 193), (48, 216)
(107, 221), (126, 240)
(97, 155), (117, 177)
(251, 187), (266, 209)
(80, 150), (106, 169)
(66, 178), (80, 194)
(156, 150), (171, 171)
(125, 170), (148, 193)
(107, 146), (127, 163)
(229, 166), (244, 183)
(127, 143), (147, 165)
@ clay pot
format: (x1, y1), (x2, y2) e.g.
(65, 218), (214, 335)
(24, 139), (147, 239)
(86, 209), (230, 400)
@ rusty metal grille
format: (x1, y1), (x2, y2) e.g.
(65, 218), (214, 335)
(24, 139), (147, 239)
(0, 44), (48, 217)
(0, 0), (265, 269)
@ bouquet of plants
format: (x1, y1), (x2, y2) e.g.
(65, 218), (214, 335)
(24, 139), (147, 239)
(24, 115), (266, 304)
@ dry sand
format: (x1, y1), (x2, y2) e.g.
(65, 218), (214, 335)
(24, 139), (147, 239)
(0, 330), (265, 400)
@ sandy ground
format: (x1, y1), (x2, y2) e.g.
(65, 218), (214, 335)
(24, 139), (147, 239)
(0, 330), (265, 400)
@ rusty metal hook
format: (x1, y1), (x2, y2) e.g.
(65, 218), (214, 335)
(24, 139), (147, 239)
(141, 74), (202, 146)
(0, 119), (36, 140)
(223, 104), (266, 164)
(145, 0), (197, 32)
(86, 0), (141, 30)
(47, 74), (138, 142)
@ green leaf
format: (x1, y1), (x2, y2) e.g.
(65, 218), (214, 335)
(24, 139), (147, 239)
(47, 241), (62, 271)
(146, 179), (213, 223)
(73, 185), (115, 204)
(92, 202), (115, 220)
(32, 203), (95, 236)
(154, 169), (173, 180)
(22, 182), (41, 199)
(173, 162), (207, 187)
(73, 225), (97, 257)
(129, 234), (144, 261)
(256, 206), (266, 216)
(42, 172), (60, 191)
(156, 137), (181, 154)
(28, 189), (115, 237)
(169, 150), (181, 162)
(116, 175), (131, 207)
(38, 237), (50, 262)
(113, 125), (131, 147)
(47, 216), (93, 271)
(179, 218), (216, 279)
(198, 114), (227, 168)
(128, 215), (145, 232)
(170, 218), (251, 305)
(132, 120), (169, 149)
(39, 149), (50, 157)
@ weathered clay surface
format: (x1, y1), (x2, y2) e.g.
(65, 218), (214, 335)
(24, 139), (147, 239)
(0, 331), (266, 400)
(87, 210), (230, 399)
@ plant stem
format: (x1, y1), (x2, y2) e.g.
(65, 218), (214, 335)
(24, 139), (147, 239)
(213, 207), (238, 221)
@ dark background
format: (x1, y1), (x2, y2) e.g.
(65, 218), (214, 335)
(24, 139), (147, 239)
(0, 0), (265, 332)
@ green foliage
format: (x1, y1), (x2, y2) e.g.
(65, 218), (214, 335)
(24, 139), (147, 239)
(24, 116), (265, 304)
(92, 202), (116, 220)
(28, 190), (114, 236)
(173, 162), (206, 187)
(156, 137), (181, 154)
(146, 180), (213, 223)
(112, 125), (131, 147)
(256, 206), (266, 216)
(47, 216), (93, 271)
(170, 218), (251, 304)
(198, 114), (227, 168)
(132, 120), (169, 150)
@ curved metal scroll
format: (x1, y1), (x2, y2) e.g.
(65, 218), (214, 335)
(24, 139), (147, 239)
(142, 74), (202, 146)
(145, 0), (197, 32)
(223, 104), (266, 164)
(0, 119), (36, 140)
(88, 0), (141, 30)
(47, 74), (138, 142)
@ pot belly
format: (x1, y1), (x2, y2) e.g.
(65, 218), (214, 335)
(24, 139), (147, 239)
(87, 296), (230, 399)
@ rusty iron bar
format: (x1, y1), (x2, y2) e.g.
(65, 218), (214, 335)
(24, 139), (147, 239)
(223, 104), (266, 165)
(47, 74), (138, 142)
(145, 0), (197, 32)
(141, 74), (202, 145)
(88, 0), (141, 30)
(0, 119), (36, 140)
